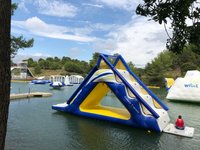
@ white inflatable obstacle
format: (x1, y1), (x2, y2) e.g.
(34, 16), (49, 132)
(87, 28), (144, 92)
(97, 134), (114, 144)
(166, 70), (200, 102)
(50, 81), (64, 89)
(163, 123), (195, 138)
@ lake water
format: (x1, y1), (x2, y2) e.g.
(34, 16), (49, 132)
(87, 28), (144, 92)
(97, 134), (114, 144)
(5, 82), (200, 150)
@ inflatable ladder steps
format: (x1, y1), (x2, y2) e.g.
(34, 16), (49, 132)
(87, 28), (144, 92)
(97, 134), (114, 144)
(115, 70), (157, 111)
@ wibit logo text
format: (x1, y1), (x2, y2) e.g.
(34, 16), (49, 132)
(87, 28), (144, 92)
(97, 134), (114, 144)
(184, 83), (198, 88)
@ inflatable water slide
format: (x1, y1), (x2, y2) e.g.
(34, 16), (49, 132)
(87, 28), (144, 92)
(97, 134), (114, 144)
(52, 54), (174, 132)
(165, 70), (200, 102)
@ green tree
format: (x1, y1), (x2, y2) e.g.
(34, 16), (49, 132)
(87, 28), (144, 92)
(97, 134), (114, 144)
(34, 65), (42, 75)
(46, 57), (54, 62)
(0, 1), (11, 149)
(64, 61), (83, 74)
(38, 58), (46, 69)
(136, 0), (200, 53)
(127, 62), (145, 78)
(61, 56), (71, 65)
(89, 52), (99, 69)
(11, 36), (34, 57)
(144, 50), (174, 86)
(27, 58), (37, 67)
(181, 62), (198, 75)
(128, 62), (138, 74)
(49, 62), (61, 70)
(175, 45), (200, 74)
(143, 45), (200, 85)
(27, 55), (90, 76)
(79, 61), (90, 75)
(54, 56), (60, 62)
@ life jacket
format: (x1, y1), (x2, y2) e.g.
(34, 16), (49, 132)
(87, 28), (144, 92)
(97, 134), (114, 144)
(175, 118), (184, 128)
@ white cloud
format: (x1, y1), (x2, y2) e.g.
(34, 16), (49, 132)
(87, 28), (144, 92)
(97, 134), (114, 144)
(18, 0), (30, 13)
(93, 16), (170, 67)
(12, 16), (169, 67)
(82, 3), (104, 8)
(97, 0), (141, 11)
(18, 0), (77, 17)
(35, 0), (77, 18)
(93, 39), (117, 51)
(12, 17), (96, 42)
(12, 0), (171, 67)
(91, 23), (119, 31)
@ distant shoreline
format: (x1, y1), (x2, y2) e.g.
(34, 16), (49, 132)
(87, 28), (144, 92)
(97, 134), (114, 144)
(11, 80), (31, 83)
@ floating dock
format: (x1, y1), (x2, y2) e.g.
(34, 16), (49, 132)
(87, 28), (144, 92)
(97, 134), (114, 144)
(10, 92), (53, 100)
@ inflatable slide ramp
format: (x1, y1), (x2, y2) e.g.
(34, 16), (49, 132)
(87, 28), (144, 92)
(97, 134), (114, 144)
(53, 53), (171, 132)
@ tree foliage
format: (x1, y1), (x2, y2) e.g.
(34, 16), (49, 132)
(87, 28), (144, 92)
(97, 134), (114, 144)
(143, 50), (174, 86)
(89, 52), (100, 69)
(27, 58), (37, 67)
(143, 45), (200, 86)
(127, 61), (141, 77)
(64, 62), (82, 73)
(11, 3), (17, 15)
(11, 36), (34, 57)
(136, 0), (200, 53)
(28, 56), (90, 76)
(174, 45), (200, 75)
(26, 53), (142, 78)
(34, 65), (42, 75)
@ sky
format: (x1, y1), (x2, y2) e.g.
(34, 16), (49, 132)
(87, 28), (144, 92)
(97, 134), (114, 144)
(12, 0), (170, 68)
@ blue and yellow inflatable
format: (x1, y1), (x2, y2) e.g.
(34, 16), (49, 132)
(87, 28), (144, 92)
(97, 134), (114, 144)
(52, 53), (170, 132)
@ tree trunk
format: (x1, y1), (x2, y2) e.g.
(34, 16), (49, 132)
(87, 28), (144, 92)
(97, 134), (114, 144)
(0, 0), (11, 150)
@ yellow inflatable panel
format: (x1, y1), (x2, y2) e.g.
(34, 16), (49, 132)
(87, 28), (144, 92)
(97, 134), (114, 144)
(99, 60), (110, 69)
(80, 83), (131, 120)
(82, 106), (131, 120)
(115, 59), (127, 70)
(165, 78), (174, 89)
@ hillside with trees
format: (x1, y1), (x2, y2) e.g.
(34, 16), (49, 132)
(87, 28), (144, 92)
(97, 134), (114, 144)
(27, 52), (140, 78)
(27, 45), (200, 87)
(27, 56), (90, 77)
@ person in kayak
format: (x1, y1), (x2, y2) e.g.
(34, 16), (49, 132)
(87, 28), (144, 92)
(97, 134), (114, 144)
(175, 115), (185, 130)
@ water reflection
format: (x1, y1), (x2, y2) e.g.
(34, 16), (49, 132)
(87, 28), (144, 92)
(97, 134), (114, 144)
(52, 112), (162, 150)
